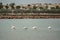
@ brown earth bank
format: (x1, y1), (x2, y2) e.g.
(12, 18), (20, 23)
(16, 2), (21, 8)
(0, 13), (60, 19)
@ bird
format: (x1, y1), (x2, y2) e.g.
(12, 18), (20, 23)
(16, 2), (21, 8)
(23, 27), (28, 30)
(48, 26), (52, 31)
(11, 26), (16, 30)
(48, 26), (52, 30)
(32, 26), (37, 30)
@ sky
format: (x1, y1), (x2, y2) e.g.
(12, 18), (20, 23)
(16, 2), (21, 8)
(0, 0), (60, 5)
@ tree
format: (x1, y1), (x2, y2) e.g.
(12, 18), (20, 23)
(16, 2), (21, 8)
(9, 3), (15, 9)
(5, 4), (9, 9)
(0, 2), (3, 9)
(33, 5), (37, 9)
(27, 4), (31, 10)
(39, 7), (43, 9)
(27, 4), (31, 7)
(49, 3), (52, 5)
(44, 3), (48, 9)
(51, 7), (55, 9)
(45, 5), (48, 9)
(56, 6), (60, 9)
(16, 6), (21, 9)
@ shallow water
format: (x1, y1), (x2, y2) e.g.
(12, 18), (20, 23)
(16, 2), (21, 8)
(0, 19), (60, 40)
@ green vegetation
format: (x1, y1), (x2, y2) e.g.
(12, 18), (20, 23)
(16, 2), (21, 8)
(0, 2), (60, 13)
(9, 3), (15, 9)
(16, 6), (21, 9)
(0, 2), (3, 9)
(5, 4), (9, 9)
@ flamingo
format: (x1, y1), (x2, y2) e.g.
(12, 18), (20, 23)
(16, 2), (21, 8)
(11, 26), (16, 30)
(23, 27), (28, 30)
(32, 26), (37, 30)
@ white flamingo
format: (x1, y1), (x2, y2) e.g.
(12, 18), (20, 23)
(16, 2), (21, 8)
(11, 26), (16, 30)
(23, 27), (28, 30)
(48, 26), (52, 31)
(32, 26), (37, 30)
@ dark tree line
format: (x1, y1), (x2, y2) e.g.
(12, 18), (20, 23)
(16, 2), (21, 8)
(0, 2), (60, 13)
